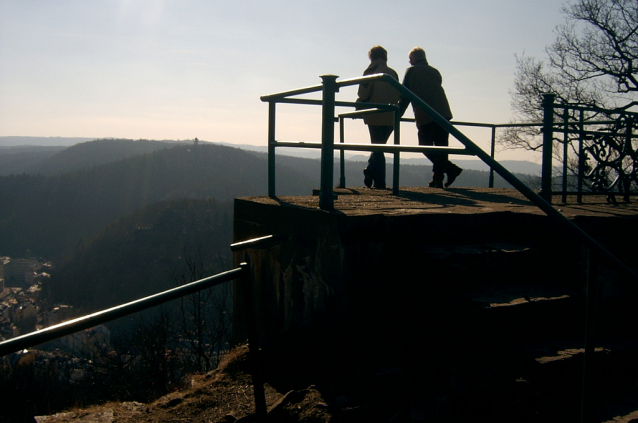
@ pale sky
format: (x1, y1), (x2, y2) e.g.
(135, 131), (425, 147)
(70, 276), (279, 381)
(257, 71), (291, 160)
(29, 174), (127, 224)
(0, 0), (566, 161)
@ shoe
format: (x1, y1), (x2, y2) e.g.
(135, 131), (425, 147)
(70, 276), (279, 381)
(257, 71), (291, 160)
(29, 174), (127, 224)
(374, 182), (386, 189)
(363, 168), (373, 188)
(428, 180), (443, 188)
(445, 165), (463, 188)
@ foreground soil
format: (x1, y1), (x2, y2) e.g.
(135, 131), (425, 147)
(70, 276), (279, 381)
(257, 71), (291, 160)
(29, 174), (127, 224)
(34, 344), (336, 423)
(32, 326), (638, 423)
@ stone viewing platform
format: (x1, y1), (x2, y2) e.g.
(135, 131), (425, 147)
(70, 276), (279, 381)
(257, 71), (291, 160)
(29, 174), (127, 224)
(232, 187), (637, 343)
(231, 187), (638, 420)
(243, 187), (638, 218)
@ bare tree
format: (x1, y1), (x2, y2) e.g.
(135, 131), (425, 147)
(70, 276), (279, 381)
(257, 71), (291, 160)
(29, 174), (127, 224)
(171, 247), (232, 373)
(502, 0), (638, 154)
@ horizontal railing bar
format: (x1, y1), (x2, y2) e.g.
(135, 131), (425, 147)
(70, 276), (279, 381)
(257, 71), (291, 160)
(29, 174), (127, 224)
(0, 267), (245, 357)
(553, 128), (638, 138)
(335, 73), (387, 88)
(550, 191), (637, 196)
(260, 84), (323, 101)
(339, 107), (399, 119)
(552, 103), (638, 116)
(230, 234), (287, 252)
(335, 143), (471, 154)
(271, 140), (471, 155)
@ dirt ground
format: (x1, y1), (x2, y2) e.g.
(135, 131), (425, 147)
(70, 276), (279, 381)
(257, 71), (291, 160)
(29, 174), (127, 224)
(31, 334), (638, 423)
(34, 345), (335, 423)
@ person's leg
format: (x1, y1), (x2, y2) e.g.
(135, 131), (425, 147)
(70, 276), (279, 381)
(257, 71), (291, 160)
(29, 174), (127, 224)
(418, 122), (463, 187)
(418, 123), (448, 187)
(365, 125), (394, 188)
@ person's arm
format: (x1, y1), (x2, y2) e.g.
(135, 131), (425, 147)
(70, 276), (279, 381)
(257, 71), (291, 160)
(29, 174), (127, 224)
(398, 68), (413, 117)
(357, 65), (378, 103)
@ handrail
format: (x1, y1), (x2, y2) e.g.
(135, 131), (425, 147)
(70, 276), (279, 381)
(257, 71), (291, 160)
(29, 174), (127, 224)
(383, 75), (638, 280)
(0, 234), (289, 421)
(0, 235), (293, 358)
(0, 267), (245, 357)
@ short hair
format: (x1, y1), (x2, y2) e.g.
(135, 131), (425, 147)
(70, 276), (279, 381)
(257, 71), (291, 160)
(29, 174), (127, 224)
(409, 47), (427, 63)
(368, 45), (388, 61)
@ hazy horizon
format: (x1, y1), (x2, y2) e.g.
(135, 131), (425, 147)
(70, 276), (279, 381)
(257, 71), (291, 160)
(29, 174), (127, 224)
(0, 1), (566, 163)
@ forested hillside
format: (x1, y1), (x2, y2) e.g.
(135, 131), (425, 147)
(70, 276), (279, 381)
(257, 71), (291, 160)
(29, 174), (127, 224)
(0, 142), (312, 259)
(45, 198), (233, 311)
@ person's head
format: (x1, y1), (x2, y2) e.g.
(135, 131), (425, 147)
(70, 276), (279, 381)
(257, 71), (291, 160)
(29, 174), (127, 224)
(408, 47), (427, 65)
(368, 45), (388, 62)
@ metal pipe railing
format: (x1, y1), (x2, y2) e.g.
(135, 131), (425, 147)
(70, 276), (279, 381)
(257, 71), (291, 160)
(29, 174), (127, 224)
(0, 234), (286, 421)
(0, 267), (244, 357)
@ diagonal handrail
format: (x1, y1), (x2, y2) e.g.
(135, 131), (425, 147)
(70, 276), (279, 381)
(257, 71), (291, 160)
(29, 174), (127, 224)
(377, 74), (637, 281)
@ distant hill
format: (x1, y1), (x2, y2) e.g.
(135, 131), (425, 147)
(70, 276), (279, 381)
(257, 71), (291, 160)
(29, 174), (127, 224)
(0, 136), (97, 147)
(0, 142), (313, 258)
(0, 138), (539, 259)
(0, 145), (66, 175)
(31, 139), (181, 175)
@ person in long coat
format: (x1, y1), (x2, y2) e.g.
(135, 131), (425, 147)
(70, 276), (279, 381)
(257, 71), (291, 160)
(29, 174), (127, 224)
(399, 47), (463, 188)
(357, 45), (400, 189)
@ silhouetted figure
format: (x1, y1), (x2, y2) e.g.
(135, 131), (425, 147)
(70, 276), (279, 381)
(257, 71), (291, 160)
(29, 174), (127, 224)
(357, 45), (400, 189)
(399, 47), (462, 188)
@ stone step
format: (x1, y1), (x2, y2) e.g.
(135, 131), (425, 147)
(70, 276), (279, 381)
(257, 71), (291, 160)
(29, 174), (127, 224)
(418, 241), (583, 291)
(512, 340), (638, 420)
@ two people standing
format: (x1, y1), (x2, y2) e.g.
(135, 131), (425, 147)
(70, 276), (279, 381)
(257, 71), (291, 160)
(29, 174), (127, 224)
(357, 46), (463, 189)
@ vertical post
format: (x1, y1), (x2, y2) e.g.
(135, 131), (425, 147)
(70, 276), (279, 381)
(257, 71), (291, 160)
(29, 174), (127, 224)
(581, 247), (598, 423)
(577, 110), (585, 203)
(320, 75), (338, 211)
(268, 101), (277, 198)
(623, 118), (633, 202)
(339, 117), (346, 188)
(541, 93), (556, 203)
(240, 261), (267, 420)
(488, 125), (496, 188)
(392, 109), (401, 195)
(562, 107), (569, 203)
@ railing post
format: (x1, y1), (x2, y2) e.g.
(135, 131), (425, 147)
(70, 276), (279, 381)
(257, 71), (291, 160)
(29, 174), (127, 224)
(319, 75), (338, 211)
(392, 111), (401, 195)
(268, 101), (277, 198)
(339, 116), (346, 188)
(581, 247), (598, 423)
(489, 125), (496, 188)
(541, 93), (556, 203)
(623, 117), (633, 202)
(562, 107), (569, 204)
(577, 110), (585, 203)
(239, 261), (268, 420)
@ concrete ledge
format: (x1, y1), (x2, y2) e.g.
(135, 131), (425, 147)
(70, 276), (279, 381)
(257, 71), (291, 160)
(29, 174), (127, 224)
(232, 188), (638, 345)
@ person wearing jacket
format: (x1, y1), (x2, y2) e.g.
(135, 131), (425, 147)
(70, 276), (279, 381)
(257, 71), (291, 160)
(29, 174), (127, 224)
(357, 45), (400, 189)
(399, 47), (463, 188)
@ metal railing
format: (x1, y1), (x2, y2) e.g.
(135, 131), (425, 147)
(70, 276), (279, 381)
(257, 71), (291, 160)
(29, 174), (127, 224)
(0, 234), (283, 421)
(261, 74), (637, 423)
(540, 93), (638, 203)
(260, 74), (635, 273)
